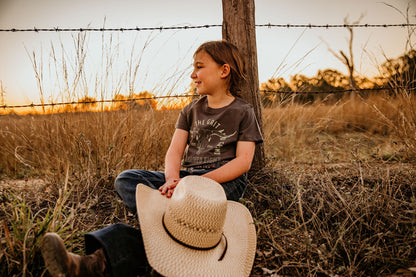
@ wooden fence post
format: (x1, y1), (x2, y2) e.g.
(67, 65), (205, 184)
(222, 0), (265, 170)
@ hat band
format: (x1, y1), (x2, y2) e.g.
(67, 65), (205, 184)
(162, 213), (228, 261)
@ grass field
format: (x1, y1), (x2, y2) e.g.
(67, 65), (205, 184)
(1, 91), (416, 276)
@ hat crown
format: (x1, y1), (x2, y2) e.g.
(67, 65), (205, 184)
(163, 176), (227, 248)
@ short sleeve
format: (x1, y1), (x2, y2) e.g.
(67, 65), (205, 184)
(175, 105), (191, 131)
(238, 106), (263, 144)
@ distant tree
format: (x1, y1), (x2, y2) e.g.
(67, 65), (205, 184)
(260, 77), (292, 106)
(290, 74), (314, 92)
(113, 91), (157, 110)
(317, 69), (349, 89)
(354, 75), (378, 90)
(113, 94), (126, 110)
(282, 70), (349, 93)
(132, 91), (157, 109)
(288, 70), (352, 103)
(323, 16), (365, 98)
(289, 74), (321, 103)
(380, 50), (416, 90)
(77, 96), (97, 112)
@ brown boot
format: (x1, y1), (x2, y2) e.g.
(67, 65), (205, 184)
(41, 232), (109, 277)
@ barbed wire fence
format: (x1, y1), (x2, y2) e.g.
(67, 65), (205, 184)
(2, 87), (414, 111)
(1, 23), (415, 33)
(1, 22), (415, 111)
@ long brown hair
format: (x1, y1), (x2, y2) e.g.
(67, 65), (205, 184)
(194, 40), (246, 97)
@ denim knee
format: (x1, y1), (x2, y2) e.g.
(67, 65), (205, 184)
(114, 170), (142, 212)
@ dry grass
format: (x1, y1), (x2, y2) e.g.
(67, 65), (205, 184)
(0, 108), (178, 179)
(0, 92), (415, 276)
(246, 161), (416, 276)
(263, 92), (415, 164)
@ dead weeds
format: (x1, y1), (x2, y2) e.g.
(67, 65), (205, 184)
(246, 161), (416, 276)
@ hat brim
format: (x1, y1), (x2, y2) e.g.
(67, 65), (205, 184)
(136, 184), (256, 277)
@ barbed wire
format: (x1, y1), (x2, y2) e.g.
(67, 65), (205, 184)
(0, 25), (221, 33)
(1, 23), (415, 33)
(1, 87), (412, 110)
(258, 23), (416, 28)
(0, 94), (194, 109)
(261, 86), (415, 95)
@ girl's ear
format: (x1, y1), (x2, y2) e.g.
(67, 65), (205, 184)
(220, 64), (231, 79)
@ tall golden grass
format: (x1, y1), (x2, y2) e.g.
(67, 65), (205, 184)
(0, 108), (178, 179)
(1, 89), (415, 276)
(1, 92), (413, 180)
(264, 91), (415, 163)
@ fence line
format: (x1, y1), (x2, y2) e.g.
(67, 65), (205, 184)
(261, 86), (413, 95)
(1, 87), (412, 110)
(0, 94), (194, 109)
(1, 23), (415, 33)
(1, 22), (414, 110)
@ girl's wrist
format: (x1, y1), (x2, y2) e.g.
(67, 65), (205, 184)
(165, 175), (180, 182)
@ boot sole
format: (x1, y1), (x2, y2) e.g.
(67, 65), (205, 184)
(41, 233), (68, 277)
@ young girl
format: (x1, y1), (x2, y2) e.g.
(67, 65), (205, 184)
(41, 40), (263, 277)
(114, 40), (263, 210)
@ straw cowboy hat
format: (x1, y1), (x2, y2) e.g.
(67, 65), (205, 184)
(136, 175), (257, 277)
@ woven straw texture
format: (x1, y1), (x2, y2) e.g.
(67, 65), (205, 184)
(136, 176), (256, 277)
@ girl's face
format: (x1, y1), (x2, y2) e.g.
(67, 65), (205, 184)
(191, 50), (229, 96)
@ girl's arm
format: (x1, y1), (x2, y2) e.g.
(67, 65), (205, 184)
(202, 141), (256, 183)
(159, 128), (188, 197)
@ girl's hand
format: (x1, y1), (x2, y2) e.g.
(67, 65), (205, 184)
(159, 178), (180, 198)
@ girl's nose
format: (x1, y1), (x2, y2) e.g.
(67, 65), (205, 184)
(190, 70), (196, 79)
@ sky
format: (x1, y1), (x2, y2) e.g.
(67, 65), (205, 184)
(0, 0), (415, 107)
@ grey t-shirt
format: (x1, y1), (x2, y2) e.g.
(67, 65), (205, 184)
(175, 96), (263, 168)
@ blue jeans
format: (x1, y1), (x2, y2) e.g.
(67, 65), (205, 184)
(114, 169), (247, 213)
(85, 223), (149, 277)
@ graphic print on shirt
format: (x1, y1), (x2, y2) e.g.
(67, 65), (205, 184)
(189, 118), (236, 156)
